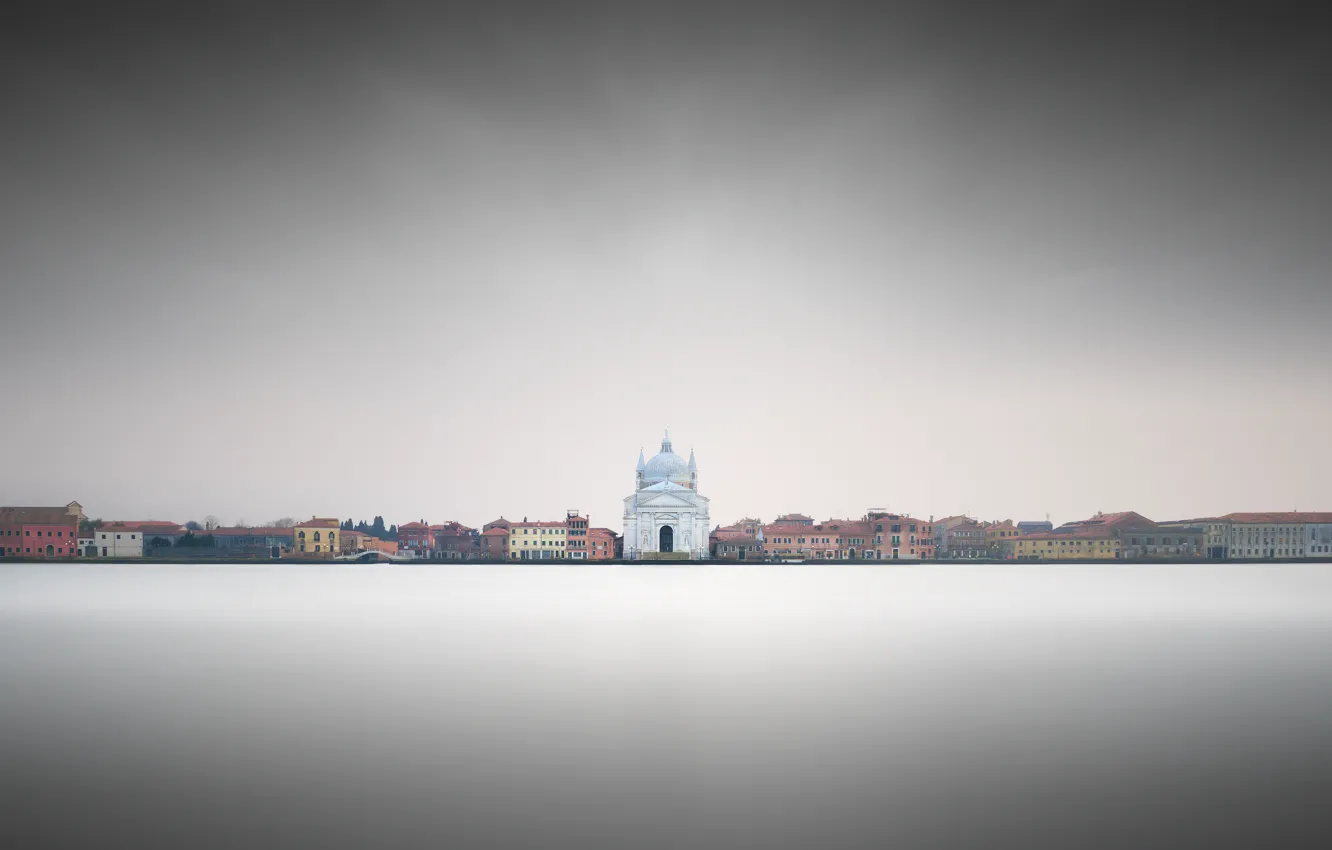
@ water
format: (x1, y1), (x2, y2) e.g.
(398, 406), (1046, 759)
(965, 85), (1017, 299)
(3, 562), (1331, 849)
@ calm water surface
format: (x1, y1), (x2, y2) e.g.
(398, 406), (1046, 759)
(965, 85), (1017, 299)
(3, 562), (1331, 849)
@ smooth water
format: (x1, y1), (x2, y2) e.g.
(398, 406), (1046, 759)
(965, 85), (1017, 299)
(3, 562), (1331, 849)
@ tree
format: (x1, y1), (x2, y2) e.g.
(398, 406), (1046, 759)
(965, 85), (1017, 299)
(265, 518), (295, 528)
(341, 519), (353, 531)
(185, 521), (203, 531)
(204, 515), (220, 531)
(371, 516), (387, 539)
(234, 518), (246, 529)
(79, 517), (104, 535)
(356, 520), (370, 535)
(387, 524), (398, 541)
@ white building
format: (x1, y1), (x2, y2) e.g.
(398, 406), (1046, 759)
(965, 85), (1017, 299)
(94, 523), (144, 558)
(623, 430), (711, 560)
(1219, 512), (1332, 559)
(77, 533), (94, 556)
(1305, 520), (1332, 558)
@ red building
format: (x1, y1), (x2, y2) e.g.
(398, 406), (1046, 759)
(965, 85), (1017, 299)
(398, 521), (433, 558)
(565, 511), (589, 559)
(1, 502), (84, 559)
(434, 522), (479, 559)
(481, 527), (510, 560)
(587, 527), (618, 560)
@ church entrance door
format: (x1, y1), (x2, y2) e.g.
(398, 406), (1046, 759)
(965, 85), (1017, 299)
(659, 525), (673, 553)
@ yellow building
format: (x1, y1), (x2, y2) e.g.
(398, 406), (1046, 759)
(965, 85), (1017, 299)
(508, 520), (567, 560)
(985, 520), (1022, 556)
(294, 517), (340, 556)
(1012, 531), (1121, 560)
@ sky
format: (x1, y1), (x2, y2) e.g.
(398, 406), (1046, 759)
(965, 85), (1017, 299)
(3, 1), (1330, 529)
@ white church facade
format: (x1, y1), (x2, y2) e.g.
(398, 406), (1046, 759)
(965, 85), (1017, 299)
(623, 431), (711, 560)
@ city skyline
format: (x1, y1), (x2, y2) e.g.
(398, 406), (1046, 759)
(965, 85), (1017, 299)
(3, 2), (1329, 531)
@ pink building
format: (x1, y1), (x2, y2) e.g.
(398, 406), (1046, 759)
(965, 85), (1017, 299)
(0, 503), (83, 559)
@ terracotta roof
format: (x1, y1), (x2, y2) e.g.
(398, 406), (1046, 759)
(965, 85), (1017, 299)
(775, 513), (813, 521)
(1059, 511), (1153, 530)
(589, 528), (617, 536)
(482, 527), (510, 537)
(210, 526), (292, 537)
(0, 506), (81, 526)
(510, 520), (566, 528)
(399, 521), (429, 530)
(295, 517), (340, 529)
(103, 521), (186, 532)
(1223, 512), (1332, 524)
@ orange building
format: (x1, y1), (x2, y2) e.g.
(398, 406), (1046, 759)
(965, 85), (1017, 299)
(293, 517), (340, 556)
(587, 527), (618, 560)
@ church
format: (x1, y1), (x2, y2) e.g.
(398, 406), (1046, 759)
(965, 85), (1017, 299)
(622, 431), (711, 560)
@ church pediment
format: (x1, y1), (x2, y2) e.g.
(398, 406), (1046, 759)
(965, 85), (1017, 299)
(637, 491), (698, 508)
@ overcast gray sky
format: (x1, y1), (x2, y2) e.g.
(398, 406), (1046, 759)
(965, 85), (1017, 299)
(3, 1), (1329, 528)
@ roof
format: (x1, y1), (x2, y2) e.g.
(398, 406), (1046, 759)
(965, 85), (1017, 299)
(510, 520), (566, 528)
(1223, 512), (1332, 524)
(1057, 511), (1154, 530)
(295, 517), (340, 529)
(399, 521), (429, 530)
(482, 527), (510, 537)
(1, 506), (82, 526)
(1020, 527), (1121, 541)
(210, 526), (293, 537)
(101, 521), (186, 532)
(775, 513), (813, 521)
(589, 527), (617, 536)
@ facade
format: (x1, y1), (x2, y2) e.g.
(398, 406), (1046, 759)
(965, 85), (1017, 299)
(78, 533), (95, 556)
(0, 503), (84, 558)
(565, 512), (590, 559)
(587, 527), (617, 560)
(509, 520), (568, 560)
(1013, 528), (1122, 560)
(1017, 520), (1054, 535)
(95, 523), (145, 558)
(1308, 520), (1332, 557)
(398, 521), (433, 558)
(210, 526), (292, 555)
(773, 513), (814, 526)
(481, 526), (510, 559)
(985, 520), (1021, 557)
(1118, 525), (1204, 559)
(623, 431), (711, 559)
(1011, 511), (1152, 560)
(939, 519), (988, 558)
(868, 513), (934, 560)
(1217, 512), (1332, 559)
(435, 524), (480, 559)
(362, 536), (398, 556)
(294, 517), (340, 555)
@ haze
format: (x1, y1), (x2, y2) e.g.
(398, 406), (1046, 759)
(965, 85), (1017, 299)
(3, 1), (1329, 527)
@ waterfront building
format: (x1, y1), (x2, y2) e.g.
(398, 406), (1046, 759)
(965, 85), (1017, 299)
(1216, 512), (1332, 559)
(1017, 520), (1054, 535)
(940, 518), (988, 558)
(77, 531), (95, 556)
(565, 512), (589, 560)
(294, 517), (340, 555)
(587, 527), (618, 560)
(1118, 524), (1204, 559)
(509, 519), (568, 560)
(435, 523), (480, 559)
(210, 526), (293, 556)
(1012, 528), (1122, 560)
(1011, 511), (1150, 560)
(985, 520), (1021, 557)
(1308, 519), (1332, 557)
(1, 502), (83, 558)
(481, 526), (510, 559)
(482, 517), (512, 532)
(398, 521), (433, 558)
(867, 512), (934, 560)
(95, 522), (146, 558)
(623, 430), (711, 560)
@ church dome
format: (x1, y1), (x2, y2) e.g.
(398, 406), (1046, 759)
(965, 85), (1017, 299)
(639, 430), (695, 486)
(643, 450), (688, 482)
